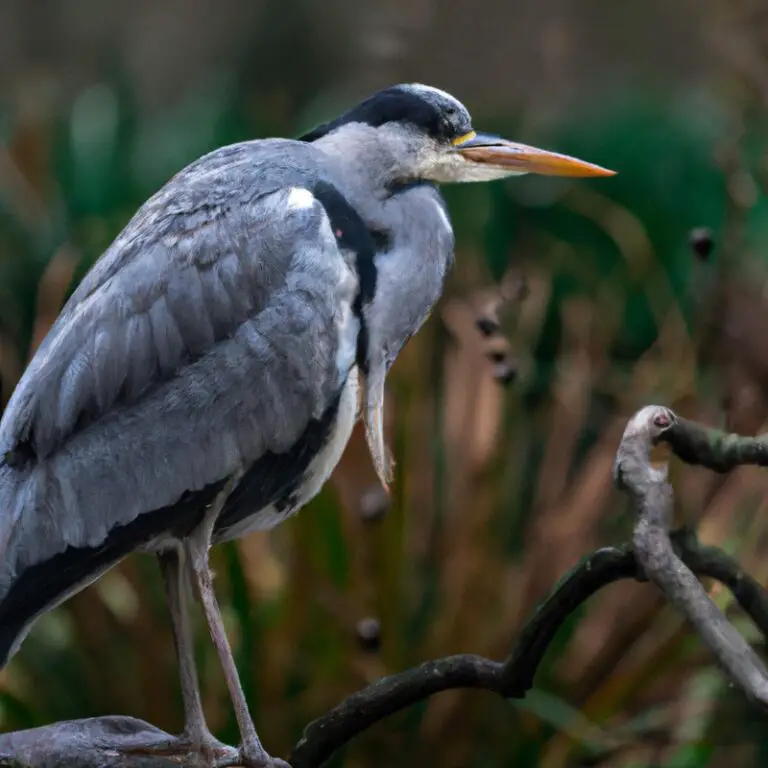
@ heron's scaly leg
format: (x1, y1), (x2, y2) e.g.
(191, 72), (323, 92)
(185, 478), (290, 768)
(157, 547), (220, 751)
(362, 360), (394, 491)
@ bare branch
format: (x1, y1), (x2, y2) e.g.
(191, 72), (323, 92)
(613, 405), (768, 710)
(676, 529), (768, 637)
(290, 655), (504, 768)
(288, 529), (768, 767)
(0, 716), (242, 767)
(662, 416), (768, 472)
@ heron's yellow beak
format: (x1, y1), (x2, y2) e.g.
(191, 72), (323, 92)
(452, 131), (616, 178)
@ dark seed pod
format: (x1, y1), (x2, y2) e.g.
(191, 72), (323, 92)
(492, 358), (518, 386)
(475, 316), (500, 337)
(358, 485), (390, 523)
(502, 273), (529, 303)
(689, 227), (714, 261)
(355, 617), (382, 652)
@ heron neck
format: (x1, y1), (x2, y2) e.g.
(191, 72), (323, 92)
(312, 123), (419, 196)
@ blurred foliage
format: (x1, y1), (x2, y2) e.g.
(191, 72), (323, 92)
(5, 13), (768, 767)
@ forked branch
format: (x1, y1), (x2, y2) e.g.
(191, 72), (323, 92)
(613, 406), (768, 709)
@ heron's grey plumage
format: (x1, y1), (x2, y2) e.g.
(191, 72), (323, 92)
(0, 99), (460, 661)
(0, 83), (613, 766)
(0, 141), (365, 613)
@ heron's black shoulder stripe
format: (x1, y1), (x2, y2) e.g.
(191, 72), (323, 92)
(0, 397), (342, 668)
(310, 180), (378, 374)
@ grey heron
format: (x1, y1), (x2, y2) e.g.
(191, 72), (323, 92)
(0, 83), (614, 766)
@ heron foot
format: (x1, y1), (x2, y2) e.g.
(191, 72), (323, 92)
(179, 728), (239, 766)
(139, 732), (291, 768)
(120, 731), (241, 767)
(238, 738), (292, 767)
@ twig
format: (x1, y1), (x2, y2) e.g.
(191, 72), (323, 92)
(662, 416), (768, 471)
(290, 655), (504, 768)
(613, 405), (768, 709)
(677, 530), (768, 636)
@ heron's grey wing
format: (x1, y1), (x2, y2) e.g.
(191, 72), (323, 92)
(0, 170), (363, 665)
(1, 162), (336, 460)
(0, 175), (358, 574)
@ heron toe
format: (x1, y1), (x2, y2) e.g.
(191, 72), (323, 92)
(125, 732), (241, 768)
(181, 729), (235, 764)
(238, 740), (292, 768)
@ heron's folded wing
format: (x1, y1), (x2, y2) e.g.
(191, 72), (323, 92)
(1, 172), (350, 464)
(0, 155), (367, 667)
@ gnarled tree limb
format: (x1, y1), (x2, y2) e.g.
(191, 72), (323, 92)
(613, 406), (768, 709)
(0, 716), (245, 767)
(662, 416), (768, 472)
(289, 527), (768, 767)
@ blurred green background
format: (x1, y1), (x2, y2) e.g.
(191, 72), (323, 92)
(4, 0), (768, 766)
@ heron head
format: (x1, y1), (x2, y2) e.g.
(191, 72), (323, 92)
(301, 83), (615, 184)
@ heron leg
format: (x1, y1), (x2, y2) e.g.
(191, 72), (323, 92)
(158, 546), (222, 753)
(185, 478), (290, 768)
